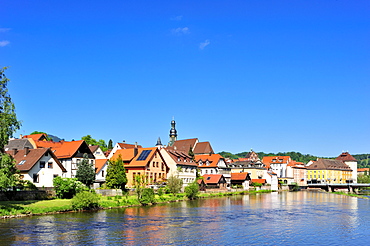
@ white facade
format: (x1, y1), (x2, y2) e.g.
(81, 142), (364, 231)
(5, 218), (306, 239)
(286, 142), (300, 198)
(160, 148), (197, 188)
(344, 161), (358, 183)
(60, 157), (95, 178)
(107, 143), (121, 159)
(22, 155), (66, 188)
(92, 146), (107, 159)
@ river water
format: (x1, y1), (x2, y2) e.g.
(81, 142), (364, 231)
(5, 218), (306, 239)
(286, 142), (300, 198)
(1, 191), (370, 245)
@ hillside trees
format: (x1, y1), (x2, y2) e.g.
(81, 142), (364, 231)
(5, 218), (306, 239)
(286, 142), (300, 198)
(0, 67), (21, 190)
(82, 135), (108, 151)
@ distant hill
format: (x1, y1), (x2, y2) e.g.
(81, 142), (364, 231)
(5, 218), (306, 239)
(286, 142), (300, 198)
(48, 134), (63, 142)
(218, 151), (370, 166)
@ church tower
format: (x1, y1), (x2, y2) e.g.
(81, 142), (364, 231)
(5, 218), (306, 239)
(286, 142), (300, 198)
(168, 119), (177, 146)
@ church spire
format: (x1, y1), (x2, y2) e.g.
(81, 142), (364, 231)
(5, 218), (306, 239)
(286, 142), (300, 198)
(156, 137), (163, 147)
(168, 118), (177, 146)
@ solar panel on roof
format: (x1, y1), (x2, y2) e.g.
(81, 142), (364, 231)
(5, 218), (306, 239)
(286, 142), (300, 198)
(137, 150), (152, 161)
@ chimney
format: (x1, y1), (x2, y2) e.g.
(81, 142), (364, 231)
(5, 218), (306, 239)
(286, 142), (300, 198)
(135, 142), (138, 148)
(24, 147), (30, 156)
(134, 147), (138, 157)
(20, 134), (23, 139)
(12, 148), (18, 156)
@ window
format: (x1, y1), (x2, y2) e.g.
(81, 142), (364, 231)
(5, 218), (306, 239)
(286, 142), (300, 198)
(156, 162), (159, 168)
(33, 174), (39, 183)
(19, 160), (26, 165)
(48, 162), (53, 168)
(205, 170), (208, 174)
(40, 161), (45, 168)
(76, 159), (80, 164)
(44, 152), (49, 156)
(102, 170), (105, 177)
(211, 170), (213, 174)
(53, 174), (58, 178)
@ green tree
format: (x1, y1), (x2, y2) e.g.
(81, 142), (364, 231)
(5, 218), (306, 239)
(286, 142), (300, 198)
(0, 67), (21, 152)
(188, 146), (194, 159)
(75, 153), (96, 187)
(166, 175), (183, 195)
(133, 174), (155, 205)
(0, 67), (21, 191)
(185, 181), (199, 200)
(0, 154), (18, 191)
(108, 139), (113, 150)
(106, 155), (127, 190)
(81, 135), (108, 151)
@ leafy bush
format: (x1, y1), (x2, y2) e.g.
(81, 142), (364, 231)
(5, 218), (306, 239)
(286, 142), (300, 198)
(185, 182), (199, 200)
(157, 187), (164, 196)
(166, 175), (183, 195)
(53, 177), (88, 199)
(71, 191), (100, 210)
(138, 188), (155, 205)
(251, 182), (263, 187)
(16, 180), (38, 191)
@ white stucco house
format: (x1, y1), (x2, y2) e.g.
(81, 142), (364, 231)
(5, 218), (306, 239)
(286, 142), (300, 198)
(7, 147), (67, 188)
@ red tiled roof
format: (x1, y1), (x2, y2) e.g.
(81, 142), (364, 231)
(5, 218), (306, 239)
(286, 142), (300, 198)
(95, 159), (108, 174)
(203, 174), (224, 184)
(251, 179), (266, 184)
(195, 154), (224, 168)
(358, 168), (370, 172)
(262, 156), (291, 164)
(231, 172), (249, 181)
(118, 143), (142, 149)
(23, 133), (47, 141)
(129, 147), (162, 167)
(336, 152), (357, 161)
(110, 148), (136, 162)
(34, 140), (88, 159)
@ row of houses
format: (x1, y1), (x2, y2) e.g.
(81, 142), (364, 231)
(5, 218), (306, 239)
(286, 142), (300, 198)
(4, 121), (361, 191)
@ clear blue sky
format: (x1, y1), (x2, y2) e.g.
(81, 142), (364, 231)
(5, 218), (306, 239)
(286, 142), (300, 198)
(1, 0), (369, 157)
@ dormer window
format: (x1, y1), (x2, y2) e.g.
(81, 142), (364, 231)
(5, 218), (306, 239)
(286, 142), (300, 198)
(206, 161), (210, 166)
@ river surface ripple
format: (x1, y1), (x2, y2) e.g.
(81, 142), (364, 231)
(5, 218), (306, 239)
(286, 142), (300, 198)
(1, 191), (370, 245)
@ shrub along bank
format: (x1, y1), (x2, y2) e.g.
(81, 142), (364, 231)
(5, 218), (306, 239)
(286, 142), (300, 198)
(1, 189), (272, 218)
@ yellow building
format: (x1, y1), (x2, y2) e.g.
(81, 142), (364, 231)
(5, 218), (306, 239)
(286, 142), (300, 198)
(307, 159), (352, 184)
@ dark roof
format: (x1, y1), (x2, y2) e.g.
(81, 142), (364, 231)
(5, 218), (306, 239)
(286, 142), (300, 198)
(118, 143), (142, 149)
(89, 145), (100, 153)
(336, 152), (357, 162)
(165, 149), (197, 167)
(6, 148), (66, 172)
(171, 138), (198, 152)
(306, 159), (352, 171)
(5, 139), (34, 151)
(193, 141), (214, 155)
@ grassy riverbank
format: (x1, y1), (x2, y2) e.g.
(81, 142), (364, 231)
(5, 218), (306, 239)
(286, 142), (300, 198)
(331, 191), (369, 199)
(1, 189), (271, 218)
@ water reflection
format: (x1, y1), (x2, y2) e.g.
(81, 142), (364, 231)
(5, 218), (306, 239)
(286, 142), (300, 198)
(1, 191), (370, 245)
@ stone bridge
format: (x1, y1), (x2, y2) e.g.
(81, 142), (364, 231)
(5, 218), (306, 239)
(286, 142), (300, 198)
(307, 183), (370, 193)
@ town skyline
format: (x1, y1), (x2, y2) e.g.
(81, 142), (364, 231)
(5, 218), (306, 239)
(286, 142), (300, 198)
(1, 1), (369, 157)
